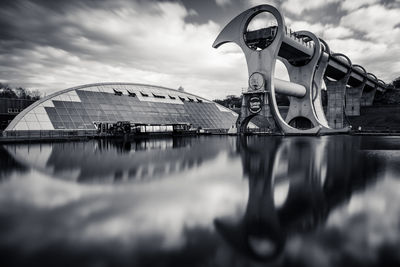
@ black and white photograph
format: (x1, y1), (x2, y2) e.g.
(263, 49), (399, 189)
(0, 0), (400, 266)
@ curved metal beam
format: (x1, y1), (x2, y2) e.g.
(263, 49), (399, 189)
(367, 72), (378, 81)
(331, 53), (352, 75)
(352, 64), (367, 83)
(319, 38), (331, 56)
(377, 79), (386, 86)
(283, 30), (331, 130)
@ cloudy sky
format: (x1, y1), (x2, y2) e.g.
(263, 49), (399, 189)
(0, 0), (399, 100)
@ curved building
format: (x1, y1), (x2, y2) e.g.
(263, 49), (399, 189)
(4, 83), (238, 133)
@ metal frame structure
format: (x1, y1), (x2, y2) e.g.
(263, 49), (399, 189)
(213, 4), (386, 135)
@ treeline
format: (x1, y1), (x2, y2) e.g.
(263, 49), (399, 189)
(374, 77), (400, 105)
(0, 83), (41, 100)
(214, 95), (241, 108)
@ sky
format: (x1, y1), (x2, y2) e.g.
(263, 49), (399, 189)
(0, 0), (399, 100)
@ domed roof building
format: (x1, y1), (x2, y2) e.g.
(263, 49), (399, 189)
(4, 83), (238, 133)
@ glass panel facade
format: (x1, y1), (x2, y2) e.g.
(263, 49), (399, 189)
(9, 84), (237, 131)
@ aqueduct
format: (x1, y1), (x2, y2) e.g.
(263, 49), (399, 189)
(213, 4), (386, 135)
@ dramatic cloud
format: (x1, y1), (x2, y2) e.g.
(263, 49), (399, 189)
(0, 0), (398, 99)
(322, 26), (353, 40)
(282, 0), (339, 14)
(337, 3), (400, 81)
(0, 0), (247, 99)
(340, 0), (379, 11)
(215, 0), (232, 7)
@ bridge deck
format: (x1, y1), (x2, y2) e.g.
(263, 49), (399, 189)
(245, 28), (384, 91)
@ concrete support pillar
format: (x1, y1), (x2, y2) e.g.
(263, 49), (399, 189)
(360, 73), (379, 107)
(361, 88), (376, 106)
(236, 91), (277, 133)
(325, 78), (349, 128)
(345, 65), (366, 116)
(345, 86), (364, 116)
(324, 54), (352, 129)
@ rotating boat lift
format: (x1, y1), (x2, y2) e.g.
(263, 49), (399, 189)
(213, 4), (386, 135)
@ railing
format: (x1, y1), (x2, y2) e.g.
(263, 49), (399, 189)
(202, 128), (229, 134)
(1, 129), (98, 141)
(245, 127), (273, 134)
(285, 26), (314, 48)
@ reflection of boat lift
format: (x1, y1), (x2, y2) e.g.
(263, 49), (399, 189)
(215, 135), (380, 262)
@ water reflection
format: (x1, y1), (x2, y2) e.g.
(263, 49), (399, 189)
(3, 137), (235, 182)
(215, 136), (384, 262)
(0, 146), (27, 180)
(0, 136), (399, 267)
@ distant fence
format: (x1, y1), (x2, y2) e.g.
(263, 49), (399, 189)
(245, 127), (273, 134)
(202, 128), (229, 134)
(0, 128), (235, 143)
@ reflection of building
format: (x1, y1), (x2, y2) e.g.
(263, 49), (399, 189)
(0, 146), (27, 178)
(4, 137), (234, 182)
(0, 98), (36, 130)
(4, 83), (237, 134)
(215, 136), (383, 262)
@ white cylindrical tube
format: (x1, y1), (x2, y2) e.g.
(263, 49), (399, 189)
(274, 78), (306, 98)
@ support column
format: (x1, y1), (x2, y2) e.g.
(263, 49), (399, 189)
(361, 90), (375, 106)
(324, 54), (352, 129)
(236, 91), (277, 133)
(361, 75), (380, 107)
(360, 73), (379, 107)
(280, 31), (330, 132)
(311, 47), (330, 128)
(315, 38), (350, 134)
(345, 65), (367, 116)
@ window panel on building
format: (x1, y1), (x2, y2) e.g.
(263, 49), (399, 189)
(41, 121), (55, 130)
(59, 115), (73, 123)
(27, 121), (41, 130)
(53, 101), (65, 108)
(70, 115), (83, 123)
(74, 121), (85, 129)
(33, 106), (47, 114)
(14, 121), (29, 131)
(25, 113), (38, 122)
(81, 115), (92, 123)
(63, 122), (76, 129)
(56, 108), (69, 115)
(35, 113), (50, 122)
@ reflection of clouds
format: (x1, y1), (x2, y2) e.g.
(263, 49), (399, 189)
(0, 152), (247, 256)
(2, 136), (400, 266)
(219, 135), (400, 265)
(285, 175), (400, 267)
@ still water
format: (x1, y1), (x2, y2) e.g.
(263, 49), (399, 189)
(0, 136), (400, 267)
